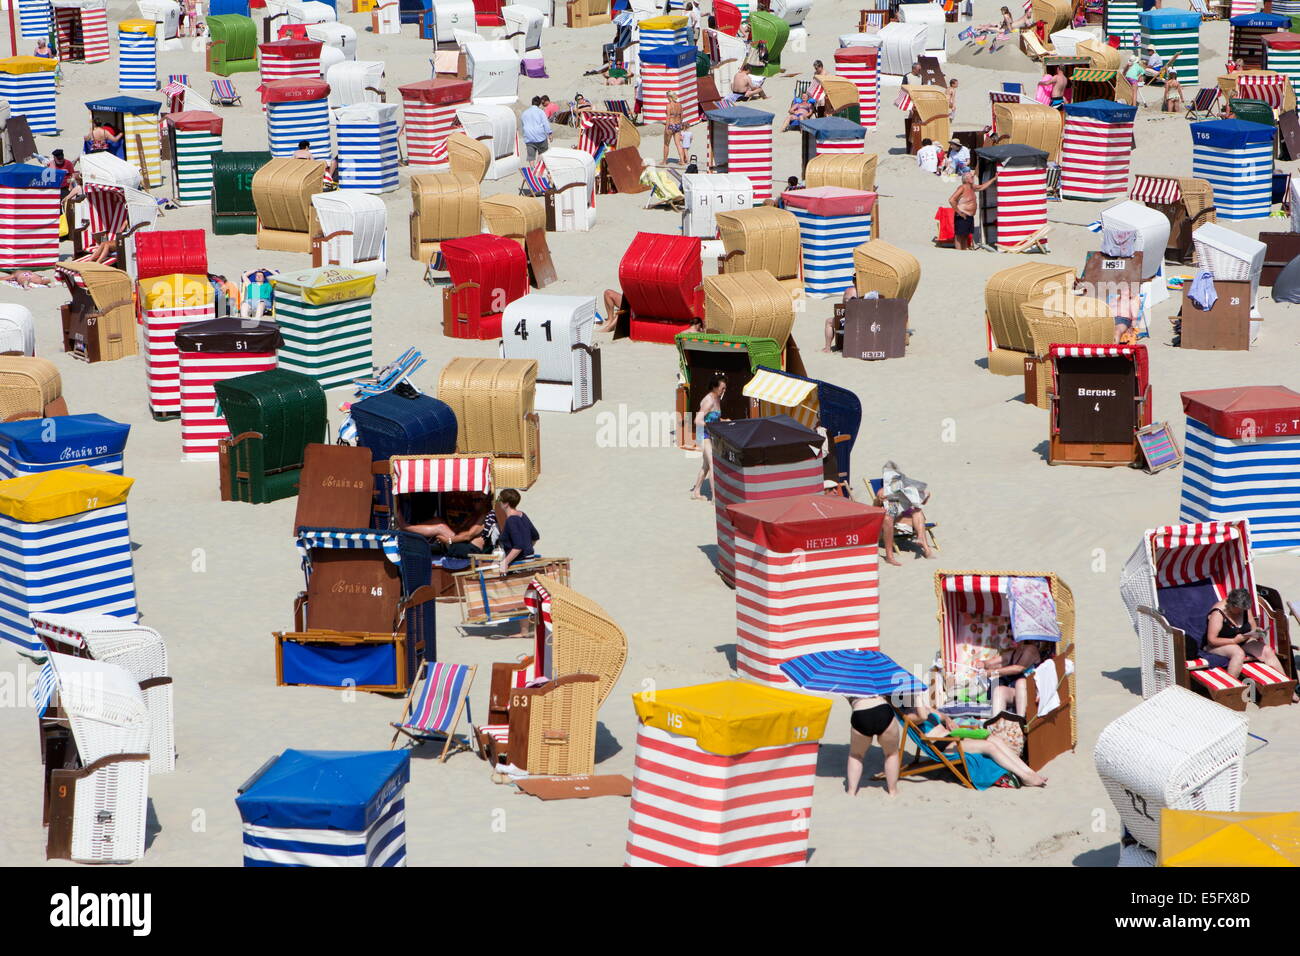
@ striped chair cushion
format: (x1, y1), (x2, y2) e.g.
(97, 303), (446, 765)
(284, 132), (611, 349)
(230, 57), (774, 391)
(1241, 661), (1291, 686)
(1187, 661), (1245, 692)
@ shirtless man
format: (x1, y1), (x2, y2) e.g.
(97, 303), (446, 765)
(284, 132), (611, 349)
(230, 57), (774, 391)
(1050, 67), (1069, 108)
(731, 64), (758, 102)
(949, 171), (995, 250)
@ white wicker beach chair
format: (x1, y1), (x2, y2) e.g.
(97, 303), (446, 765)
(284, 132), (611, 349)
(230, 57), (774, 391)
(32, 611), (175, 773)
(1094, 686), (1248, 862)
(39, 654), (152, 863)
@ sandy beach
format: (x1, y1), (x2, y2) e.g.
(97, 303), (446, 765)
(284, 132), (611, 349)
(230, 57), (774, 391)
(1, 0), (1297, 867)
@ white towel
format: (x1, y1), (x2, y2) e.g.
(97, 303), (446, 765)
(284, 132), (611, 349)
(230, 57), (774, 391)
(1033, 657), (1074, 716)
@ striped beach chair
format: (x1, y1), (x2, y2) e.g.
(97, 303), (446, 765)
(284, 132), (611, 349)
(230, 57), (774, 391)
(1185, 86), (1222, 119)
(211, 78), (242, 106)
(390, 661), (477, 760)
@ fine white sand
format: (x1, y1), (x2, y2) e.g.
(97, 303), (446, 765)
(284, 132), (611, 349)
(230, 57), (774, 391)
(1, 0), (1297, 867)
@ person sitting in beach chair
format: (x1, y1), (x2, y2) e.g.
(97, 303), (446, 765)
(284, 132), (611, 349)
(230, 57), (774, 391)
(782, 88), (816, 131)
(1206, 589), (1297, 701)
(871, 461), (937, 564)
(974, 639), (1056, 717)
(399, 490), (497, 559)
(892, 697), (1050, 788)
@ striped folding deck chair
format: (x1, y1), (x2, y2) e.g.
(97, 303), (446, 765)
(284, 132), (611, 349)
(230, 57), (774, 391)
(520, 158), (554, 197)
(390, 661), (477, 760)
(603, 98), (633, 121)
(211, 78), (241, 107)
(1185, 86), (1221, 120)
(165, 75), (188, 113)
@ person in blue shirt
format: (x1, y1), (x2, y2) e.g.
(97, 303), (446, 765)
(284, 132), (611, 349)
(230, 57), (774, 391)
(242, 270), (273, 319)
(495, 488), (539, 573)
(521, 96), (552, 161)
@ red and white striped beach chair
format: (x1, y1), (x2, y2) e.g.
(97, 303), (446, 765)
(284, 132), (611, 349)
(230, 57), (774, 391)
(390, 661), (477, 760)
(210, 78), (242, 106)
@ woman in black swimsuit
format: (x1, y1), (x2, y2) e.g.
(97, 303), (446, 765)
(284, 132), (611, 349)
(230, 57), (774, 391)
(846, 695), (904, 797)
(1206, 588), (1292, 693)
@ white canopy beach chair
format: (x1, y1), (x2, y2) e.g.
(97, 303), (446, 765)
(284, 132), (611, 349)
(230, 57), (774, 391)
(0, 304), (35, 356)
(502, 4), (543, 53)
(500, 293), (599, 412)
(465, 39), (522, 104)
(326, 60), (386, 108)
(1094, 686), (1248, 865)
(37, 654), (152, 863)
(307, 21), (358, 60)
(32, 610), (174, 773)
(312, 191), (389, 278)
(455, 103), (522, 179)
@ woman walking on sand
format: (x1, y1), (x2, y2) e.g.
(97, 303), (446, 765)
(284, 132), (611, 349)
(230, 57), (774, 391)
(690, 375), (726, 500)
(663, 91), (688, 165)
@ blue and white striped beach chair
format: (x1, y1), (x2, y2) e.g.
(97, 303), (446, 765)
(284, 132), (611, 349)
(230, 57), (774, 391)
(390, 661), (477, 760)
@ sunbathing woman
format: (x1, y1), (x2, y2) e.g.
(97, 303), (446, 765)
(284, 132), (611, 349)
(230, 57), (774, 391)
(907, 699), (1049, 787)
(782, 89), (815, 131)
(663, 91), (688, 164)
(1206, 588), (1297, 700)
(690, 375), (726, 500)
(0, 270), (53, 288)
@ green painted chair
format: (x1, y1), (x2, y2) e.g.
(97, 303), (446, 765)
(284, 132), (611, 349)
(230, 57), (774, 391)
(206, 14), (260, 76)
(215, 369), (327, 504)
(747, 12), (789, 78)
(211, 151), (271, 236)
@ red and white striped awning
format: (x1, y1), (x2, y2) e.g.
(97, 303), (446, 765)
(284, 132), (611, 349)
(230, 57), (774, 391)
(1236, 73), (1286, 109)
(54, 265), (89, 291)
(390, 455), (493, 495)
(1048, 345), (1139, 358)
(1149, 521), (1245, 549)
(523, 576), (552, 636)
(84, 183), (128, 236)
(941, 573), (1009, 616)
(894, 88), (913, 113)
(1129, 175), (1181, 205)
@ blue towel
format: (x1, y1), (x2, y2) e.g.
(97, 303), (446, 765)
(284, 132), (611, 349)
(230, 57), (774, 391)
(906, 717), (1010, 790)
(1189, 270), (1218, 311)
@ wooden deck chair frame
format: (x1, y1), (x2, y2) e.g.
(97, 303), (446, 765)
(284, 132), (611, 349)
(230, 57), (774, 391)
(1021, 28), (1051, 61)
(1005, 224), (1051, 254)
(211, 79), (242, 107)
(1188, 0), (1218, 19)
(1185, 86), (1222, 120)
(390, 661), (478, 761)
(879, 708), (977, 789)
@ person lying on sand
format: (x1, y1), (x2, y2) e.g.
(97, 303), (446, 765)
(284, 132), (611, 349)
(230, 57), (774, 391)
(0, 270), (53, 288)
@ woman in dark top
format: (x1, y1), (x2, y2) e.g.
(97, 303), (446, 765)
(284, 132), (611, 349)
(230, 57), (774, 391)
(1206, 589), (1293, 699)
(495, 488), (539, 573)
(980, 640), (1054, 717)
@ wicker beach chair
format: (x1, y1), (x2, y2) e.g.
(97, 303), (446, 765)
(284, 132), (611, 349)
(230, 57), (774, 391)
(390, 661), (477, 760)
(1095, 687), (1248, 862)
(854, 240), (921, 301)
(475, 673), (601, 777)
(37, 655), (151, 863)
(933, 570), (1078, 771)
(215, 368), (328, 504)
(32, 612), (175, 774)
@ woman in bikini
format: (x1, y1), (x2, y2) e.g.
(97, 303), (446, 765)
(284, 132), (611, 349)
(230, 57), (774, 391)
(689, 375), (725, 500)
(663, 91), (688, 164)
